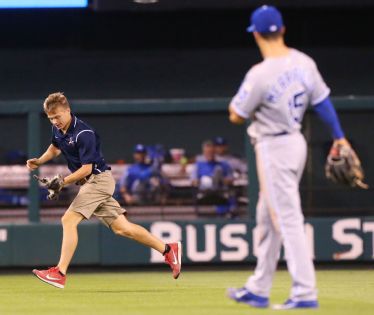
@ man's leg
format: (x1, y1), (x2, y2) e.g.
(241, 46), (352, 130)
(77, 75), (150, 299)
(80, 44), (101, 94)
(227, 194), (281, 308)
(110, 214), (165, 253)
(277, 186), (317, 301)
(132, 179), (148, 204)
(32, 210), (84, 288)
(259, 135), (317, 302)
(212, 166), (224, 189)
(57, 210), (85, 274)
(110, 214), (181, 279)
(245, 194), (282, 297)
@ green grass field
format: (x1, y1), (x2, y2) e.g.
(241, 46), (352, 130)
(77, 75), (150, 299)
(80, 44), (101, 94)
(0, 269), (373, 315)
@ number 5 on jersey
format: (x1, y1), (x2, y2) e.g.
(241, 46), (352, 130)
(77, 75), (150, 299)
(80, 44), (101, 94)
(289, 91), (306, 123)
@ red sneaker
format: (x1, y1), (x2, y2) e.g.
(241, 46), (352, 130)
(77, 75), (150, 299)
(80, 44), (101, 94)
(164, 242), (182, 279)
(32, 266), (66, 289)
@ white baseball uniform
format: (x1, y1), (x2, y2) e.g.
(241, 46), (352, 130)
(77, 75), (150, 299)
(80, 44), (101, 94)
(231, 48), (330, 301)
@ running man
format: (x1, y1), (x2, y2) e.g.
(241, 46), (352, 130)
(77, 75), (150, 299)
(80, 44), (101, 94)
(27, 92), (181, 288)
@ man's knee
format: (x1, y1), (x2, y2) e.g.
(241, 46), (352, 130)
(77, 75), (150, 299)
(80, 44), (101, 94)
(112, 225), (134, 239)
(61, 211), (83, 227)
(110, 214), (136, 238)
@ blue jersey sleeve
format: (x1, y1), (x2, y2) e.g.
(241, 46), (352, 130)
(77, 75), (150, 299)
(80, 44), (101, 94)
(76, 131), (97, 165)
(191, 161), (203, 180)
(313, 97), (345, 139)
(119, 168), (128, 189)
(125, 169), (135, 191)
(221, 161), (233, 179)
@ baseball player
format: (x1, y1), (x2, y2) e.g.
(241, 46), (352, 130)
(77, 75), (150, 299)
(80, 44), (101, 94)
(227, 5), (351, 309)
(26, 92), (181, 288)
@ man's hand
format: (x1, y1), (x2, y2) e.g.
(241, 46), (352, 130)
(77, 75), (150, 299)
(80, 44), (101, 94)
(228, 104), (246, 125)
(34, 174), (65, 200)
(26, 158), (41, 171)
(325, 140), (368, 189)
(123, 192), (134, 205)
(333, 138), (351, 147)
(223, 178), (234, 186)
(191, 179), (199, 187)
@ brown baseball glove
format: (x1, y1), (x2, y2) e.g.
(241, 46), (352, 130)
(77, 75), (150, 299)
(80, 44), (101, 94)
(34, 174), (64, 200)
(325, 144), (368, 189)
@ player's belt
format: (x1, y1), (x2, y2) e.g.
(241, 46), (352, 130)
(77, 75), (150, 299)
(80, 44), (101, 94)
(272, 131), (289, 137)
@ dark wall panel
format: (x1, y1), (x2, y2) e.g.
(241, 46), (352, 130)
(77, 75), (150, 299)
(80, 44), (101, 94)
(40, 112), (246, 163)
(301, 111), (374, 216)
(0, 6), (373, 99)
(0, 116), (27, 164)
(1, 47), (374, 101)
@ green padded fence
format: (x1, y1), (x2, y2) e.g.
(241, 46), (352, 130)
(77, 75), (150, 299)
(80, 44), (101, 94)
(0, 217), (373, 267)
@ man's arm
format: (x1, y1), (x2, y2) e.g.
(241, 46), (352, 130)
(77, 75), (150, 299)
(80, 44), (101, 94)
(313, 97), (344, 139)
(62, 164), (93, 186)
(313, 97), (352, 145)
(228, 68), (261, 125)
(119, 169), (134, 204)
(229, 104), (246, 125)
(190, 162), (200, 187)
(120, 186), (134, 205)
(222, 162), (234, 186)
(26, 144), (61, 170)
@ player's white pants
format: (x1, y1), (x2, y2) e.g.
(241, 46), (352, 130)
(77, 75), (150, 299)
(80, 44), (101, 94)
(245, 132), (317, 301)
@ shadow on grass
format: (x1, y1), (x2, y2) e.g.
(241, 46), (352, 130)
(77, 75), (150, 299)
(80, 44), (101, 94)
(82, 289), (187, 293)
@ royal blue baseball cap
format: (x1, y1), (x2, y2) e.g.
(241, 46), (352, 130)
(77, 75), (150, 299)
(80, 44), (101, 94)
(213, 136), (227, 146)
(134, 144), (146, 153)
(247, 5), (284, 34)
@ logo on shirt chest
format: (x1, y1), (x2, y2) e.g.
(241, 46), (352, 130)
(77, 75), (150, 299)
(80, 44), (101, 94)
(67, 137), (75, 146)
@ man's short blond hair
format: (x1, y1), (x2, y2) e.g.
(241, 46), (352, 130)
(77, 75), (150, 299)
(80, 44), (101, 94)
(43, 92), (70, 113)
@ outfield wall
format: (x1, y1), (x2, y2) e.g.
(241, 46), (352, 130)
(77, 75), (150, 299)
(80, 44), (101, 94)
(0, 97), (373, 267)
(1, 217), (373, 267)
(1, 97), (373, 221)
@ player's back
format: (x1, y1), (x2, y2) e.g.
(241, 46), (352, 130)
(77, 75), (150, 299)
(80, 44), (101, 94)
(232, 48), (330, 140)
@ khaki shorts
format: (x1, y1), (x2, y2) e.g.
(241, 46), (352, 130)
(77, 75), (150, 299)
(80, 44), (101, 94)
(68, 170), (126, 227)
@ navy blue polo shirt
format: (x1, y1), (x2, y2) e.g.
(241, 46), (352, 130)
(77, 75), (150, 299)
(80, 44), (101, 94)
(51, 114), (110, 175)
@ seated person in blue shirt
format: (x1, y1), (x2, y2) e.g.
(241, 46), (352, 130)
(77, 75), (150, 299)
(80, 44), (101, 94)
(119, 144), (163, 205)
(213, 136), (248, 176)
(191, 140), (233, 191)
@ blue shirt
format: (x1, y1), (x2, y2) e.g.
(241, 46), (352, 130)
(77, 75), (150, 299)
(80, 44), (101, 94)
(192, 160), (233, 180)
(51, 114), (110, 174)
(119, 163), (154, 192)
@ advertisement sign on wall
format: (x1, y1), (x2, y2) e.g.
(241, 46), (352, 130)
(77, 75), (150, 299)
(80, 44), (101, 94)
(1, 217), (373, 267)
